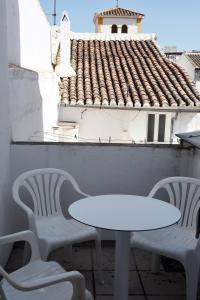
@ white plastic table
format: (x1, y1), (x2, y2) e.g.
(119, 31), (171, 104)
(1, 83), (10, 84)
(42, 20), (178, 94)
(68, 195), (181, 300)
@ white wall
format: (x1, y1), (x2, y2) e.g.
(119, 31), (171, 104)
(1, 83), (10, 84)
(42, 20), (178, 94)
(6, 0), (52, 72)
(173, 112), (200, 135)
(177, 55), (200, 93)
(9, 67), (43, 141)
(177, 55), (195, 81)
(0, 0), (13, 265)
(11, 143), (179, 238)
(39, 72), (59, 137)
(9, 67), (59, 141)
(6, 0), (20, 66)
(6, 0), (60, 142)
(196, 81), (200, 93)
(60, 107), (148, 143)
(101, 17), (138, 34)
(60, 107), (200, 144)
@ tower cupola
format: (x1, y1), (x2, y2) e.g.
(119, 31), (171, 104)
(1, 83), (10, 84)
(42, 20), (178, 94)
(93, 7), (144, 34)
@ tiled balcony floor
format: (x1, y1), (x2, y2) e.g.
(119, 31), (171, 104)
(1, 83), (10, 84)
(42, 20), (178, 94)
(5, 241), (197, 300)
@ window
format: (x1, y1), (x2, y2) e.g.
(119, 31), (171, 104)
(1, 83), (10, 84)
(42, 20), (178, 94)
(158, 114), (166, 142)
(147, 114), (167, 143)
(111, 24), (118, 34)
(195, 70), (200, 82)
(147, 114), (155, 142)
(122, 24), (128, 34)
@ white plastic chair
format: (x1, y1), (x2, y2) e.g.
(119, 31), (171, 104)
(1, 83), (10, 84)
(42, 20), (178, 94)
(0, 230), (93, 300)
(131, 176), (200, 300)
(12, 168), (102, 277)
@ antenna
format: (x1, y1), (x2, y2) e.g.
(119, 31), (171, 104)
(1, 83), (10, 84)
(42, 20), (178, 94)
(53, 0), (57, 25)
(116, 0), (119, 8)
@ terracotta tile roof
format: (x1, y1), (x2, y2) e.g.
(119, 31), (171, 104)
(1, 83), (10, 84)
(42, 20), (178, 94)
(186, 53), (200, 69)
(58, 38), (200, 108)
(94, 7), (144, 20)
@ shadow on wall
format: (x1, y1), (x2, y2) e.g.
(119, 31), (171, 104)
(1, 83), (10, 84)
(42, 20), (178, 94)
(6, 0), (21, 66)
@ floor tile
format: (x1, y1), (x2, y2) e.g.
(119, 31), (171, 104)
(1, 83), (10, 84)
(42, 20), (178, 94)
(133, 249), (163, 271)
(140, 271), (186, 295)
(92, 247), (136, 270)
(50, 246), (92, 270)
(80, 271), (94, 294)
(96, 297), (145, 300)
(147, 297), (186, 300)
(94, 271), (143, 295)
(5, 243), (193, 300)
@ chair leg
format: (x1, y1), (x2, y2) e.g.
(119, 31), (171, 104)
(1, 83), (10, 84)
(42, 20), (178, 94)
(64, 245), (73, 262)
(95, 235), (103, 283)
(185, 257), (199, 300)
(152, 253), (161, 274)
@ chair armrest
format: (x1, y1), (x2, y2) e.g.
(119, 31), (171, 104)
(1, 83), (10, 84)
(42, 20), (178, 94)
(0, 231), (40, 260)
(78, 191), (90, 198)
(13, 192), (37, 232)
(0, 268), (86, 299)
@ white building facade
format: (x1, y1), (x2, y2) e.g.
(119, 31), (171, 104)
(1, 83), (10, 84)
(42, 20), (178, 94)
(6, 0), (60, 142)
(177, 53), (200, 94)
(57, 8), (200, 144)
(4, 2), (200, 144)
(59, 106), (200, 144)
(93, 7), (144, 34)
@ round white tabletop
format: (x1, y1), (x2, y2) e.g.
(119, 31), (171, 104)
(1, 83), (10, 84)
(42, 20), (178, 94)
(68, 194), (181, 232)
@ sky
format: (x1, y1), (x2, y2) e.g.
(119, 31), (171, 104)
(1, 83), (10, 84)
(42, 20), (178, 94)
(40, 0), (200, 51)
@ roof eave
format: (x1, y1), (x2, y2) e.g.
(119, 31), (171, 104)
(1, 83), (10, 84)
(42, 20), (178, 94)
(60, 103), (200, 112)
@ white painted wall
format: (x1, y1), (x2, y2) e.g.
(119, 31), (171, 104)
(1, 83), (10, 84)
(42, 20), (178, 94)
(6, 0), (52, 72)
(0, 0), (13, 266)
(6, 0), (60, 142)
(60, 107), (148, 143)
(177, 55), (200, 93)
(59, 106), (200, 143)
(39, 72), (59, 138)
(101, 17), (138, 34)
(196, 81), (200, 93)
(9, 67), (43, 141)
(9, 67), (59, 141)
(177, 55), (195, 81)
(11, 143), (179, 238)
(173, 112), (200, 136)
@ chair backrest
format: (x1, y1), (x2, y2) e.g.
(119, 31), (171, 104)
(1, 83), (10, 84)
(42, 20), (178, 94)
(149, 177), (200, 230)
(13, 168), (88, 218)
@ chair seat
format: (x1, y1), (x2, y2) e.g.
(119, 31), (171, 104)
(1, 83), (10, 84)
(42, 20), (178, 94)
(36, 216), (97, 246)
(1, 261), (72, 300)
(131, 225), (198, 261)
(1, 260), (92, 300)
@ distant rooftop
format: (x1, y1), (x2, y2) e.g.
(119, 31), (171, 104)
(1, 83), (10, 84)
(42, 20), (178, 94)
(93, 7), (144, 23)
(58, 36), (200, 108)
(186, 53), (200, 69)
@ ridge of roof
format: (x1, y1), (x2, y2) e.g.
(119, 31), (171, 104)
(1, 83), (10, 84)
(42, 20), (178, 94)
(69, 32), (156, 41)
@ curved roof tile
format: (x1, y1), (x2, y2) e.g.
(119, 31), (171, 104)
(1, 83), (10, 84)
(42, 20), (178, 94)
(59, 39), (200, 108)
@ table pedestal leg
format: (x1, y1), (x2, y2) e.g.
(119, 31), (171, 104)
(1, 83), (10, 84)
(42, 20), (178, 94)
(114, 231), (130, 300)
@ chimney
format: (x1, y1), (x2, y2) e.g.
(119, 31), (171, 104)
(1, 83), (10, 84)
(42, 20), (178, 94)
(59, 11), (75, 77)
